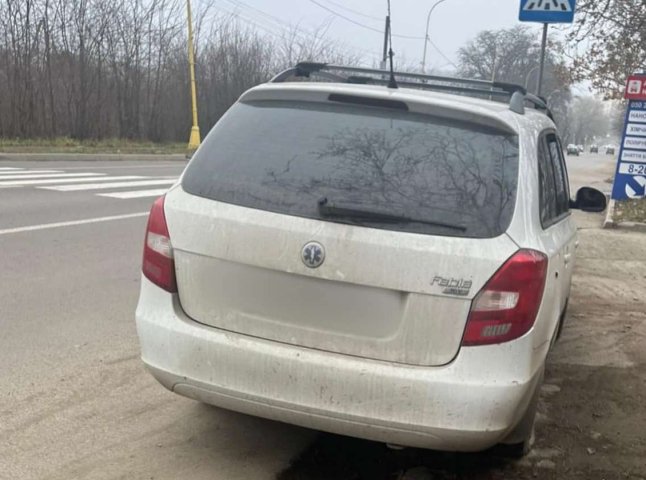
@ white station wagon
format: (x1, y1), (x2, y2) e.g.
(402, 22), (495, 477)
(136, 64), (606, 456)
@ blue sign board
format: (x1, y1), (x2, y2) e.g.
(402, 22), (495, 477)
(519, 0), (576, 23)
(611, 100), (646, 200)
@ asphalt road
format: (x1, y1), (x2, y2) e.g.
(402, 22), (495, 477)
(565, 151), (617, 194)
(0, 158), (313, 480)
(0, 152), (620, 480)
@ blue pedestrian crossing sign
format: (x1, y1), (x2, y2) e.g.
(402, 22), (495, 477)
(519, 0), (576, 23)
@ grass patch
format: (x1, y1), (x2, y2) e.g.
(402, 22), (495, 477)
(614, 198), (646, 224)
(0, 137), (186, 154)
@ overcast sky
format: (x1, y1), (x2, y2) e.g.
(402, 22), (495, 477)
(198, 0), (581, 72)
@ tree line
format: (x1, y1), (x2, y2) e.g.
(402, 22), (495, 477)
(456, 25), (574, 140)
(0, 0), (352, 142)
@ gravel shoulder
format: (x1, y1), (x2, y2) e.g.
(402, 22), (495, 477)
(613, 198), (646, 225)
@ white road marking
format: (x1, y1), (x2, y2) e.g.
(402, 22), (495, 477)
(0, 170), (62, 175)
(42, 179), (175, 191)
(56, 164), (185, 170)
(0, 167), (22, 171)
(0, 172), (103, 181)
(98, 188), (170, 199)
(0, 212), (149, 236)
(0, 175), (144, 186)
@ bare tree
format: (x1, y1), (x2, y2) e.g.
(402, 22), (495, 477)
(457, 26), (574, 138)
(0, 0), (376, 142)
(570, 1), (646, 98)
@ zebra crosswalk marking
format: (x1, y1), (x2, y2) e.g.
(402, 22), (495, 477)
(0, 170), (62, 175)
(0, 168), (178, 200)
(0, 172), (104, 181)
(43, 179), (175, 191)
(0, 175), (136, 187)
(98, 188), (171, 199)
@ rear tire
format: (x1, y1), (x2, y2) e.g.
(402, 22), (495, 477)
(497, 368), (543, 458)
(498, 427), (535, 459)
(555, 300), (569, 341)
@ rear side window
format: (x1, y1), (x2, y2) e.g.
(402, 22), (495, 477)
(538, 141), (557, 225)
(538, 132), (570, 227)
(547, 134), (570, 216)
(182, 100), (520, 238)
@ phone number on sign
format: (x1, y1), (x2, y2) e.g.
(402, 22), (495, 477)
(619, 163), (646, 175)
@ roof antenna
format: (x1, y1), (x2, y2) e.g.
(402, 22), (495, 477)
(386, 0), (398, 89)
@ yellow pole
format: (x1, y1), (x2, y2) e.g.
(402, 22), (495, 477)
(186, 0), (201, 151)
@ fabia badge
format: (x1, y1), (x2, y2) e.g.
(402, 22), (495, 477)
(431, 276), (472, 296)
(302, 241), (325, 269)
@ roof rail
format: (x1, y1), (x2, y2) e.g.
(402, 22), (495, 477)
(270, 63), (553, 118)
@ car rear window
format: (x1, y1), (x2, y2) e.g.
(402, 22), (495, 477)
(182, 100), (519, 238)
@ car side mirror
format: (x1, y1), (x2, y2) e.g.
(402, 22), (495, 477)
(569, 187), (607, 213)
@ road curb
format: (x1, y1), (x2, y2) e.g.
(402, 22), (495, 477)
(603, 199), (616, 229)
(0, 153), (187, 162)
(614, 221), (646, 233)
(603, 198), (646, 232)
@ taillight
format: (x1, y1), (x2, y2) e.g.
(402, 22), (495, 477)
(142, 195), (177, 293)
(462, 249), (547, 346)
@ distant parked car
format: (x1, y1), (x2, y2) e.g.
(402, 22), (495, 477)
(590, 145), (598, 153)
(566, 144), (580, 156)
(605, 145), (616, 155)
(577, 145), (584, 153)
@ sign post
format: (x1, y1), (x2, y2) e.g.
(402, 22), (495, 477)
(519, 0), (576, 96)
(611, 74), (646, 200)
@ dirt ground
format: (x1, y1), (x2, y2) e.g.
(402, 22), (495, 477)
(278, 210), (646, 480)
(614, 198), (646, 224)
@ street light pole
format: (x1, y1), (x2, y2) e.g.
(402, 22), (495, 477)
(186, 0), (201, 152)
(525, 65), (540, 92)
(421, 0), (448, 74)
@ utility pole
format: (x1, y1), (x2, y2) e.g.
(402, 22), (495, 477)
(380, 15), (390, 70)
(186, 0), (201, 152)
(537, 23), (548, 97)
(525, 65), (540, 92)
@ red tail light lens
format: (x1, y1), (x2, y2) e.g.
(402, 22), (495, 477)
(142, 196), (177, 293)
(462, 249), (547, 346)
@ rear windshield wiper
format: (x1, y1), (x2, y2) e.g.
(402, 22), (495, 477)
(317, 198), (466, 232)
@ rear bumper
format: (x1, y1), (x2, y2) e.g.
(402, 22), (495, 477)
(136, 276), (544, 452)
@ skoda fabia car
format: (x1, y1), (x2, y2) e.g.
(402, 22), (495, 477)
(136, 64), (606, 456)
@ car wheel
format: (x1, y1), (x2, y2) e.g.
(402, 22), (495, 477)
(555, 300), (569, 341)
(500, 427), (535, 458)
(497, 368), (544, 458)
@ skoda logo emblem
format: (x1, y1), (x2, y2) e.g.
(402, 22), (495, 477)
(301, 241), (325, 269)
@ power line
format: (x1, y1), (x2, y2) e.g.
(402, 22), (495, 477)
(428, 38), (458, 69)
(222, 0), (337, 46)
(307, 0), (425, 41)
(317, 0), (383, 22)
(222, 0), (382, 61)
(196, 0), (382, 63)
(217, 0), (450, 67)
